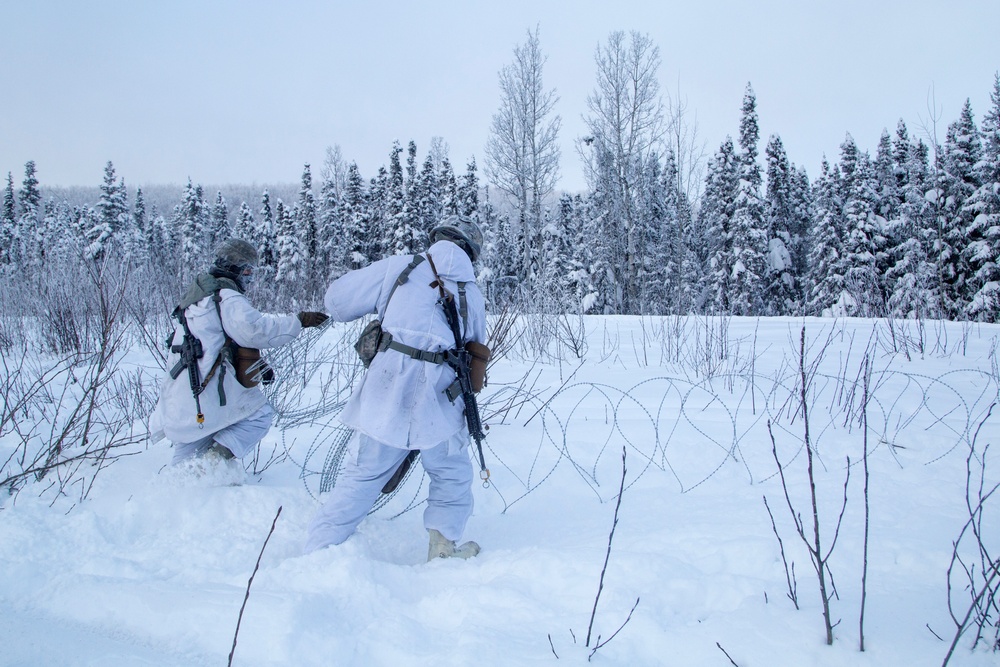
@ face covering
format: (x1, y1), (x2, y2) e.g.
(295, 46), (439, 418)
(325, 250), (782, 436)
(239, 266), (255, 289)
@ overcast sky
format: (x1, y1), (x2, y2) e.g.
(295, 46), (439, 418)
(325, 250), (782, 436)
(2, 0), (998, 194)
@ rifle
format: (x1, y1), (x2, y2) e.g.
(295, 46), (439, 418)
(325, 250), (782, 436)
(168, 305), (207, 425)
(427, 253), (490, 484)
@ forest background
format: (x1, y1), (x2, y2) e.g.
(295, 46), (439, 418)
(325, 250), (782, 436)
(2, 28), (1000, 339)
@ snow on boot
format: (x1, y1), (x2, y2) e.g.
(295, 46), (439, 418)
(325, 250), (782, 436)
(427, 529), (480, 561)
(206, 443), (235, 460)
(202, 443), (246, 485)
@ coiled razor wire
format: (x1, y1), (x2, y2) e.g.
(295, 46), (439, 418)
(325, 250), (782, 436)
(258, 320), (1000, 518)
(256, 319), (431, 515)
(253, 318), (363, 427)
(291, 420), (429, 517)
(477, 367), (998, 511)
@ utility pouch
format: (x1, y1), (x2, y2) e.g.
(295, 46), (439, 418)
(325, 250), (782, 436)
(354, 319), (386, 368)
(231, 344), (274, 387)
(465, 341), (491, 393)
(355, 254), (425, 369)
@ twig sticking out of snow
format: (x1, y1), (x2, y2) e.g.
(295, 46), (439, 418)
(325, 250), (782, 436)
(229, 506), (282, 667)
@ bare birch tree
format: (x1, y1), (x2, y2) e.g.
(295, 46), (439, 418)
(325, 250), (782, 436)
(581, 30), (665, 313)
(484, 25), (561, 282)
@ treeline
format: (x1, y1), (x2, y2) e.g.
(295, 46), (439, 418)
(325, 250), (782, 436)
(1, 39), (998, 331)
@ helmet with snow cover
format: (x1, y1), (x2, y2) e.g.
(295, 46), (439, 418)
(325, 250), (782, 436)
(211, 238), (258, 290)
(430, 215), (483, 262)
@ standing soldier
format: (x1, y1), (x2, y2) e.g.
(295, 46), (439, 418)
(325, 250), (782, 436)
(149, 238), (327, 472)
(305, 215), (487, 561)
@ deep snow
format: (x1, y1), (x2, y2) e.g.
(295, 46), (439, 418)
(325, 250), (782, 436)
(1, 316), (998, 666)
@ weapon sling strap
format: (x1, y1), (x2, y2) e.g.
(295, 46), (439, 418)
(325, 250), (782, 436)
(209, 293), (229, 407)
(380, 254), (453, 363)
(425, 252), (489, 479)
(386, 254), (425, 303)
(379, 254), (472, 365)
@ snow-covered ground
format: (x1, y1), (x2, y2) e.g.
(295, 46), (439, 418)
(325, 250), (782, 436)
(1, 316), (998, 666)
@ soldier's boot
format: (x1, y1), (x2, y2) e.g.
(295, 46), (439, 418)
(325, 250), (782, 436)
(206, 442), (235, 460)
(427, 529), (480, 562)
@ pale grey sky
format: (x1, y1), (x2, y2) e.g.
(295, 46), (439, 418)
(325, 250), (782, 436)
(2, 0), (997, 193)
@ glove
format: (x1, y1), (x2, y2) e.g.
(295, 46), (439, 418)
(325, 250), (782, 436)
(297, 311), (329, 328)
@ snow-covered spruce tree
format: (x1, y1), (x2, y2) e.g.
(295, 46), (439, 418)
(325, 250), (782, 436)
(386, 141), (419, 256)
(655, 150), (691, 314)
(46, 200), (82, 267)
(401, 141), (426, 253)
(583, 148), (623, 314)
(116, 185), (144, 262)
(339, 162), (371, 271)
(787, 166), (813, 311)
(840, 139), (888, 317)
(582, 30), (664, 314)
(935, 99), (982, 319)
(635, 152), (667, 314)
(145, 201), (174, 273)
(15, 161), (43, 270)
(294, 163), (323, 299)
(676, 183), (703, 313)
(545, 193), (581, 311)
(874, 130), (902, 226)
(702, 137), (739, 314)
(32, 198), (56, 268)
(537, 206), (570, 312)
(458, 157), (480, 221)
(728, 84), (769, 316)
(233, 201), (255, 242)
(175, 180), (208, 280)
(405, 140), (418, 190)
(1, 172), (15, 268)
(560, 193), (600, 313)
(872, 130), (901, 297)
(18, 160), (41, 217)
(963, 75), (1000, 322)
(207, 190), (229, 251)
(475, 185), (500, 302)
(486, 207), (521, 307)
(130, 187), (149, 263)
(415, 152), (441, 236)
(886, 125), (942, 319)
(485, 25), (561, 286)
(438, 157), (459, 218)
(764, 135), (799, 315)
(317, 168), (342, 282)
(274, 199), (304, 300)
(367, 166), (389, 260)
(258, 189), (277, 275)
(296, 163), (318, 270)
(806, 159), (846, 315)
(87, 161), (130, 262)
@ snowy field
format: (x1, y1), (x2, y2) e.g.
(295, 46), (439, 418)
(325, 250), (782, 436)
(1, 315), (998, 666)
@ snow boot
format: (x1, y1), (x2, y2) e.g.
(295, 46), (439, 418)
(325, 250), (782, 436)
(206, 442), (235, 460)
(427, 529), (480, 562)
(202, 442), (245, 485)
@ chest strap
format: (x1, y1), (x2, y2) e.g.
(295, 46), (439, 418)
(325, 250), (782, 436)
(380, 254), (471, 367)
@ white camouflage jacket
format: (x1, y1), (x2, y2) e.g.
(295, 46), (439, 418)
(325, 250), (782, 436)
(148, 285), (302, 444)
(326, 239), (487, 450)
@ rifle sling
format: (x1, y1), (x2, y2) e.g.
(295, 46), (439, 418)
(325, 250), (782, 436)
(425, 252), (489, 479)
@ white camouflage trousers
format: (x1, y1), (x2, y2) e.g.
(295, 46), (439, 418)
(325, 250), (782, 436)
(170, 404), (274, 464)
(304, 430), (474, 553)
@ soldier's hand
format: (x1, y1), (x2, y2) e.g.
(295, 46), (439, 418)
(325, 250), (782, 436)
(297, 311), (329, 328)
